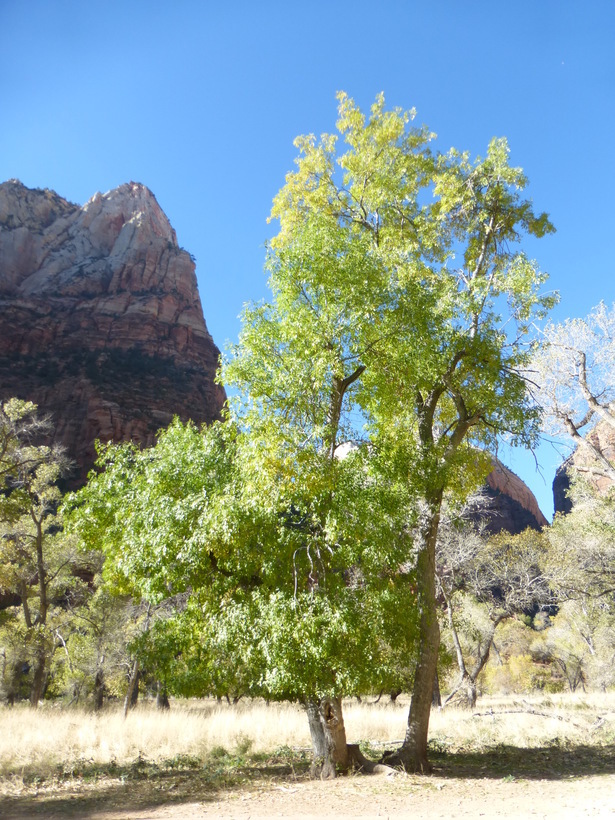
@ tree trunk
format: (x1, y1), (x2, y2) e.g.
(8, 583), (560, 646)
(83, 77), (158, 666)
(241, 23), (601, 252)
(130, 670), (140, 708)
(465, 676), (478, 708)
(30, 655), (45, 709)
(94, 668), (105, 710)
(156, 681), (170, 710)
(432, 669), (442, 708)
(29, 646), (46, 708)
(444, 616), (503, 709)
(305, 696), (349, 779)
(123, 658), (139, 718)
(386, 497), (442, 773)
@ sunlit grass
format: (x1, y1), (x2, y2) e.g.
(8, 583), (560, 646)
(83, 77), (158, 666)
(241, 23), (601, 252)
(2, 691), (615, 785)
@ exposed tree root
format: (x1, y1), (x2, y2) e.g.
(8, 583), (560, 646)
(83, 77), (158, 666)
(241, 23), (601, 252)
(346, 744), (398, 775)
(379, 748), (433, 774)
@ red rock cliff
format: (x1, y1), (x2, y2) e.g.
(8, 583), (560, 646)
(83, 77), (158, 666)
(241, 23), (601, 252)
(484, 460), (548, 532)
(0, 180), (226, 485)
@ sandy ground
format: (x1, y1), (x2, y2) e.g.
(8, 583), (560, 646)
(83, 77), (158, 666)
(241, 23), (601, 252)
(7, 771), (614, 820)
(104, 777), (615, 819)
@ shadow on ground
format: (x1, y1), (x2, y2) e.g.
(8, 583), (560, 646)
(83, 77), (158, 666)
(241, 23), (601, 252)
(430, 743), (615, 781)
(4, 744), (615, 818)
(1, 758), (308, 819)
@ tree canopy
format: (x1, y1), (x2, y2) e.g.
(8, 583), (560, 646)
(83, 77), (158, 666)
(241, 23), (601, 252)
(65, 92), (555, 775)
(533, 301), (615, 483)
(224, 92), (556, 771)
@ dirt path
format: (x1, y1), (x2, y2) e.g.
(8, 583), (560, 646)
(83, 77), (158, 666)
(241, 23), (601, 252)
(102, 776), (615, 819)
(5, 772), (615, 819)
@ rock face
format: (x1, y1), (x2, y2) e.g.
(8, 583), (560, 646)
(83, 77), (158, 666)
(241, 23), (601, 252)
(553, 419), (615, 514)
(0, 180), (226, 486)
(482, 461), (548, 533)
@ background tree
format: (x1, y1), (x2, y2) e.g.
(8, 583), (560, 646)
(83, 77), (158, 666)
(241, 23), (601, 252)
(531, 597), (615, 692)
(437, 517), (552, 707)
(54, 584), (133, 708)
(0, 399), (89, 706)
(533, 307), (615, 690)
(532, 301), (615, 483)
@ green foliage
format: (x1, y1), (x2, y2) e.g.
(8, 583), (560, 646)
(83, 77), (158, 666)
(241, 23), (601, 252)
(0, 398), (91, 705)
(66, 93), (555, 733)
(65, 418), (420, 701)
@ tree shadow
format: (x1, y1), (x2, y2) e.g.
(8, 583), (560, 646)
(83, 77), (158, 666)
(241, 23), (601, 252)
(428, 743), (615, 781)
(4, 744), (615, 818)
(1, 758), (310, 819)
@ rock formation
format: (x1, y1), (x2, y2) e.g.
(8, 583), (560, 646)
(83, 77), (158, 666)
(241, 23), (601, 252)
(0, 180), (226, 486)
(553, 419), (615, 514)
(482, 460), (548, 533)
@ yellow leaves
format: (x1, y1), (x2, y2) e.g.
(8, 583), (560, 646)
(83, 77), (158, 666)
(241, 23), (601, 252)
(2, 397), (38, 424)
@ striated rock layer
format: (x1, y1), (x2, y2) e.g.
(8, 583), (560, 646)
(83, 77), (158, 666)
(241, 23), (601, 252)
(0, 180), (226, 486)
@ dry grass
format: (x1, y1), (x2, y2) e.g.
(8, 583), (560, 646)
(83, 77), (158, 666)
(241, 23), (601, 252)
(2, 691), (615, 784)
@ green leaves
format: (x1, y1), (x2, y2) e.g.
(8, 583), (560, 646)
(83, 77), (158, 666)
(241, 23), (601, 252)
(65, 93), (555, 709)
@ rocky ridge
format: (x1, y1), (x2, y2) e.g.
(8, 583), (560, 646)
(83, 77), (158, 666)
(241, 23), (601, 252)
(484, 460), (548, 533)
(553, 418), (615, 514)
(0, 179), (225, 485)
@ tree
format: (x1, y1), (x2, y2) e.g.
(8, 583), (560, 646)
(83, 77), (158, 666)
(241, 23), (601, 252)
(224, 92), (555, 772)
(437, 517), (551, 707)
(533, 305), (615, 687)
(66, 418), (419, 776)
(532, 598), (615, 692)
(0, 399), (88, 706)
(67, 93), (554, 774)
(532, 301), (615, 484)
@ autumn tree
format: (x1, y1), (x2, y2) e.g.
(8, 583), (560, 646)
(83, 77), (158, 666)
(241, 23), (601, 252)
(437, 516), (552, 707)
(532, 301), (615, 485)
(0, 399), (88, 706)
(224, 92), (555, 772)
(533, 303), (615, 688)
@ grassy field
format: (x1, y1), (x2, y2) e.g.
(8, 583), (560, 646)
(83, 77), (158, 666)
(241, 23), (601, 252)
(2, 693), (615, 817)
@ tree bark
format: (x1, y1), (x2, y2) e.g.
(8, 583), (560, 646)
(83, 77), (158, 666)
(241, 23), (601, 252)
(94, 668), (105, 711)
(123, 658), (139, 718)
(385, 495), (442, 772)
(305, 696), (349, 779)
(29, 642), (47, 708)
(156, 681), (170, 710)
(432, 669), (442, 708)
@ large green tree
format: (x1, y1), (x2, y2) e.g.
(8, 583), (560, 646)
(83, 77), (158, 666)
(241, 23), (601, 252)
(223, 92), (555, 772)
(66, 92), (554, 774)
(66, 417), (418, 776)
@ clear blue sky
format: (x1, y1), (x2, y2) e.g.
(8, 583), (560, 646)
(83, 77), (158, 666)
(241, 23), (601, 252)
(2, 1), (614, 520)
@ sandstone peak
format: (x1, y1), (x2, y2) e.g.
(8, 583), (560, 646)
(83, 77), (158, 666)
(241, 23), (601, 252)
(0, 180), (225, 486)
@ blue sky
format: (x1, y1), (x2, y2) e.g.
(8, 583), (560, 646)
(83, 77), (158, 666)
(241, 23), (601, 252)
(2, 1), (614, 519)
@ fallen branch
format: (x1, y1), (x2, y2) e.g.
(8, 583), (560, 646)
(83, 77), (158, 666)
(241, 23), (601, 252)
(471, 707), (603, 731)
